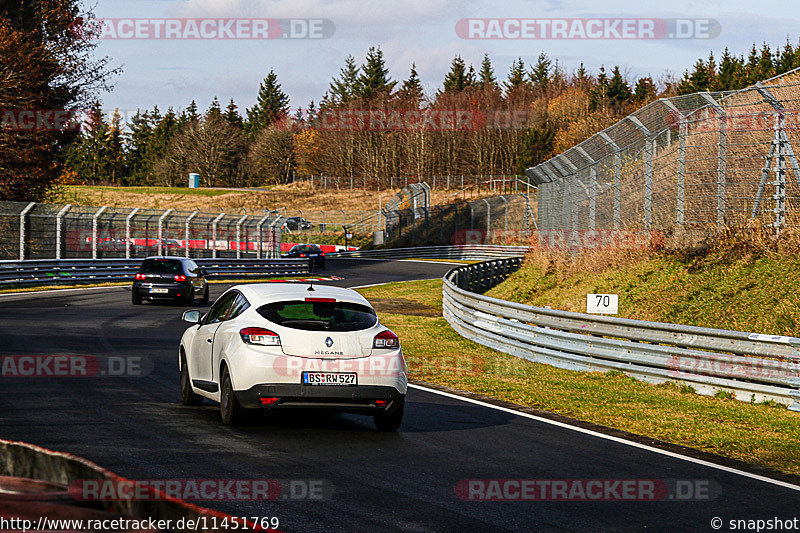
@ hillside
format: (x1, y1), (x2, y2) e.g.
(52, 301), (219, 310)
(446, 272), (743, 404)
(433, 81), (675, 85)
(487, 228), (800, 335)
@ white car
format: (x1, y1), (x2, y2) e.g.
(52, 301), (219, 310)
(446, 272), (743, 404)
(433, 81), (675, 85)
(178, 283), (408, 430)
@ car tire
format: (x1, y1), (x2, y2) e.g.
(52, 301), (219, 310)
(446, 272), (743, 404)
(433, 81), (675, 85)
(180, 357), (204, 406)
(132, 291), (143, 305)
(220, 367), (245, 425)
(199, 285), (209, 305)
(373, 398), (405, 432)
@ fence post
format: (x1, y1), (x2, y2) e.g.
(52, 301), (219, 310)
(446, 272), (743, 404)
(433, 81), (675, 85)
(184, 210), (199, 258)
(18, 202), (36, 260)
(235, 212), (249, 259)
(256, 211), (271, 259)
(575, 147), (597, 232)
(321, 210), (325, 233)
(469, 201), (475, 230)
(499, 195), (508, 232)
(701, 93), (727, 227)
(125, 208), (139, 259)
(157, 209), (173, 256)
(269, 217), (282, 258)
(359, 210), (364, 233)
(482, 198), (491, 237)
(90, 206), (108, 260)
(55, 204), (71, 260)
(628, 117), (653, 230)
(341, 209), (346, 227)
(211, 212), (225, 259)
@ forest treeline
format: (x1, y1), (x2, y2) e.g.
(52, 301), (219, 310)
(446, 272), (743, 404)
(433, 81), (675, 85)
(3, 0), (800, 199)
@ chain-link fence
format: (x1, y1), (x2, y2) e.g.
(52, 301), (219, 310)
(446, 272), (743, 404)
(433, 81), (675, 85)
(0, 202), (283, 261)
(381, 194), (536, 248)
(527, 67), (800, 249)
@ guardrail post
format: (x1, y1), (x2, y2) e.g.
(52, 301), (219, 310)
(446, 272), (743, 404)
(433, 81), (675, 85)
(235, 212), (249, 259)
(18, 202), (36, 260)
(184, 210), (199, 258)
(125, 208), (139, 259)
(157, 209), (174, 256)
(55, 204), (71, 260)
(211, 212), (225, 259)
(92, 206), (108, 260)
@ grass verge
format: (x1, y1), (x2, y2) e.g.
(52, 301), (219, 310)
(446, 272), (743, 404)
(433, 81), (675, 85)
(357, 279), (800, 475)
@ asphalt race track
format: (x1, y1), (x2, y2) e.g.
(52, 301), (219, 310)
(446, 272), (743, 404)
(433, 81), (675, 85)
(0, 258), (798, 532)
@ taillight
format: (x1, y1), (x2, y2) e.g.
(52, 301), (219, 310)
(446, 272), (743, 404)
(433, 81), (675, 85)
(373, 330), (399, 349)
(306, 298), (336, 302)
(174, 275), (187, 282)
(300, 254), (306, 257)
(135, 273), (146, 281)
(240, 327), (281, 346)
(260, 397), (280, 406)
(320, 252), (325, 256)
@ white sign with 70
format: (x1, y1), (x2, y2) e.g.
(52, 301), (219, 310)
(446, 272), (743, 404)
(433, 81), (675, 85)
(586, 294), (619, 315)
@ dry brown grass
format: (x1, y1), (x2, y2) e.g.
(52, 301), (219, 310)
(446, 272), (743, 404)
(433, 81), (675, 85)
(54, 182), (473, 213)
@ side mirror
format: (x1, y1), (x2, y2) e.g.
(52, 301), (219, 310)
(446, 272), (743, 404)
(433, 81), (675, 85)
(199, 268), (208, 276)
(182, 310), (201, 324)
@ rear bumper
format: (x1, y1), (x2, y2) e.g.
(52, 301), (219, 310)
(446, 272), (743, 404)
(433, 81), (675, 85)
(132, 282), (187, 300)
(234, 383), (404, 413)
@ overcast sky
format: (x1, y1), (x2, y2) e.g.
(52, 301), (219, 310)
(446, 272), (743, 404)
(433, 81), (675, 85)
(93, 0), (800, 116)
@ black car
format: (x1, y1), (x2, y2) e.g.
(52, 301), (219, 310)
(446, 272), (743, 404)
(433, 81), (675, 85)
(284, 244), (325, 268)
(281, 217), (314, 231)
(132, 257), (209, 305)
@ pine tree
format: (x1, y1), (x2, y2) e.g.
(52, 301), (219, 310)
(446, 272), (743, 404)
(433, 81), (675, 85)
(329, 55), (360, 104)
(224, 99), (243, 129)
(186, 100), (200, 122)
(589, 66), (610, 111)
(504, 57), (527, 94)
(607, 66), (631, 109)
(574, 62), (590, 90)
(207, 97), (222, 119)
(529, 52), (551, 93)
(442, 55), (470, 93)
(246, 69), (290, 136)
(126, 110), (152, 184)
(399, 64), (424, 103)
(355, 46), (396, 99)
(478, 53), (498, 90)
(633, 76), (657, 103)
(715, 48), (745, 90)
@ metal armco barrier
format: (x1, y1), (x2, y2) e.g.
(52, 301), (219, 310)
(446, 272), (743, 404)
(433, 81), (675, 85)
(0, 258), (310, 288)
(443, 259), (800, 409)
(330, 245), (530, 261)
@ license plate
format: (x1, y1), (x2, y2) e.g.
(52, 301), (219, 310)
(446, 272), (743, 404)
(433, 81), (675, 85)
(302, 372), (357, 386)
(150, 288), (169, 294)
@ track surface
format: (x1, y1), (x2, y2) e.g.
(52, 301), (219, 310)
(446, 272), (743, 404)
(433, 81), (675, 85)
(0, 258), (798, 532)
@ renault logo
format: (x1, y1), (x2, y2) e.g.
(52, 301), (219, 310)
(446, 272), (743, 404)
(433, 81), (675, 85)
(325, 337), (334, 348)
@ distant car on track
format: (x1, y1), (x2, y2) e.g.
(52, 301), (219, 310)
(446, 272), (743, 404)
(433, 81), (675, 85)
(281, 217), (314, 231)
(131, 256), (209, 305)
(178, 283), (407, 430)
(284, 244), (326, 268)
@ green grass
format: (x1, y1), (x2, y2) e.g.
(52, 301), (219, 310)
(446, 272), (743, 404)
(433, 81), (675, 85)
(357, 279), (800, 475)
(486, 251), (800, 335)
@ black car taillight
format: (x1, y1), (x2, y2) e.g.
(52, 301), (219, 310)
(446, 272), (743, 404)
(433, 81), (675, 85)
(135, 273), (146, 281)
(174, 275), (187, 282)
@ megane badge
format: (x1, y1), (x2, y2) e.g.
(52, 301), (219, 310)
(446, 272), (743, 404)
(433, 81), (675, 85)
(325, 337), (334, 348)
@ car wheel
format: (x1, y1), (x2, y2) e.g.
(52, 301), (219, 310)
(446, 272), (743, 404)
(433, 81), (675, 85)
(180, 357), (204, 406)
(132, 291), (143, 305)
(373, 398), (405, 432)
(220, 367), (245, 425)
(183, 287), (195, 305)
(199, 284), (209, 305)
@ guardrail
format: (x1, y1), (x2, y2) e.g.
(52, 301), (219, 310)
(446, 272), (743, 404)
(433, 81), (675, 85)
(330, 245), (530, 262)
(443, 259), (800, 409)
(0, 258), (310, 288)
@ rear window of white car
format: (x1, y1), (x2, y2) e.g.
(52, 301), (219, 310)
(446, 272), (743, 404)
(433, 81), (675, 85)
(257, 300), (377, 332)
